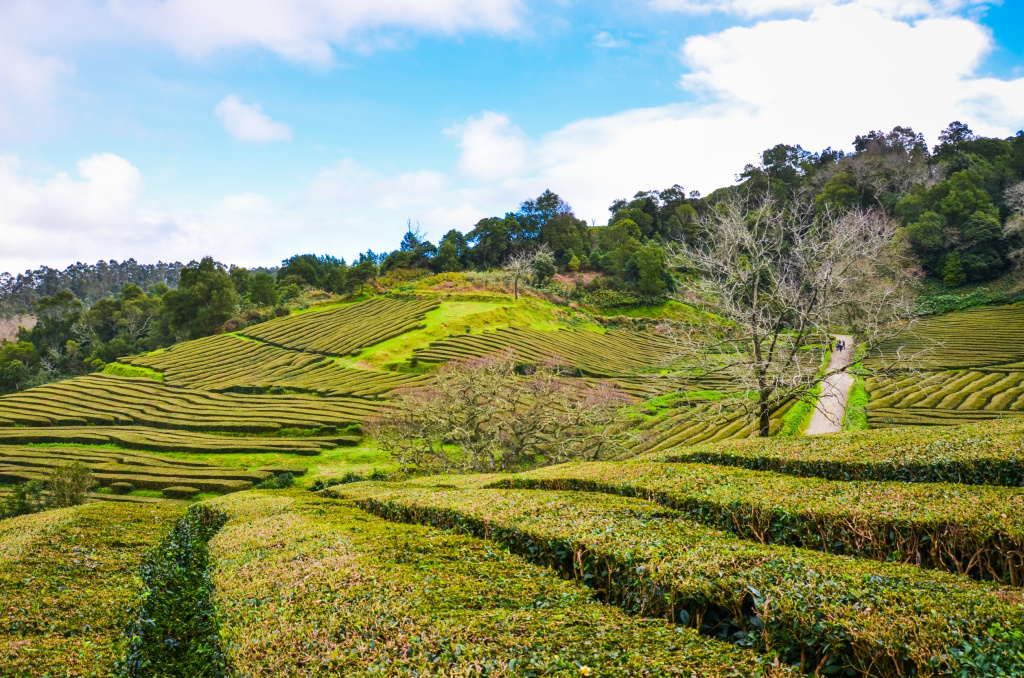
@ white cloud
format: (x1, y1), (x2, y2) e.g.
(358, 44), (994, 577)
(449, 1), (1024, 222)
(0, 153), (168, 272)
(593, 31), (628, 48)
(648, 0), (984, 18)
(0, 0), (525, 138)
(446, 112), (531, 183)
(106, 0), (524, 65)
(214, 95), (293, 143)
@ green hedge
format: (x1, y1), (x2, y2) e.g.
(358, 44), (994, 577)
(655, 419), (1024, 486)
(208, 490), (787, 677)
(498, 461), (1024, 585)
(337, 483), (1024, 677)
(0, 501), (185, 676)
(120, 504), (229, 677)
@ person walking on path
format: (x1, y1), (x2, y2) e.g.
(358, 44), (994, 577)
(807, 335), (855, 435)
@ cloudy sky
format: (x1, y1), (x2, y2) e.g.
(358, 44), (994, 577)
(2, 0), (1023, 273)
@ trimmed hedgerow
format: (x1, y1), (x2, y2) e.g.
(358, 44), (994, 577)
(124, 333), (426, 397)
(207, 490), (792, 677)
(0, 426), (352, 455)
(336, 483), (1024, 678)
(239, 297), (439, 356)
(0, 501), (185, 676)
(120, 504), (229, 678)
(498, 461), (1024, 585)
(0, 445), (266, 496)
(0, 373), (380, 432)
(653, 419), (1024, 486)
(415, 325), (681, 378)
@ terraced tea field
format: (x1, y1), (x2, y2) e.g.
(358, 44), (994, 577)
(0, 426), (354, 455)
(414, 326), (680, 377)
(0, 373), (379, 432)
(0, 444), (290, 495)
(239, 297), (439, 356)
(5, 294), (1024, 675)
(124, 333), (426, 397)
(865, 306), (1024, 428)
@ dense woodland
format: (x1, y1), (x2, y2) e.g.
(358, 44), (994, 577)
(2, 121), (1023, 395)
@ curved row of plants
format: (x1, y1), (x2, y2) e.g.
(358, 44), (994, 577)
(498, 461), (1024, 584)
(337, 483), (1024, 677)
(239, 297), (438, 356)
(125, 333), (425, 398)
(0, 373), (378, 432)
(207, 490), (786, 677)
(655, 419), (1024, 486)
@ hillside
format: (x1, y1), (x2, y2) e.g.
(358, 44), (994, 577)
(2, 291), (1024, 675)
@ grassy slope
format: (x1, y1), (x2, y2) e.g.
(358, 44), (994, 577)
(334, 298), (602, 370)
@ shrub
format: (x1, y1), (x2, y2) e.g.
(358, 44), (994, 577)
(47, 461), (94, 508)
(120, 504), (229, 677)
(1, 479), (44, 518)
(255, 472), (294, 490)
(163, 486), (201, 499)
(110, 482), (135, 494)
(341, 483), (1024, 677)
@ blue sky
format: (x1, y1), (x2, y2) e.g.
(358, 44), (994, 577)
(2, 0), (1023, 273)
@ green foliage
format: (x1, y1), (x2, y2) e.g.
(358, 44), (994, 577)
(668, 418), (1024, 485)
(246, 271), (278, 306)
(0, 444), (268, 495)
(0, 372), (373, 434)
(47, 460), (95, 508)
(343, 482), (1024, 676)
(120, 504), (229, 678)
(1, 479), (44, 518)
(529, 248), (556, 285)
(210, 491), (781, 677)
(624, 240), (673, 295)
(842, 377), (869, 431)
(778, 390), (816, 437)
(1, 502), (185, 676)
(0, 341), (38, 392)
(160, 257), (239, 340)
(944, 251), (967, 287)
(255, 471), (295, 489)
(507, 460), (1024, 583)
(102, 362), (164, 380)
(124, 332), (423, 396)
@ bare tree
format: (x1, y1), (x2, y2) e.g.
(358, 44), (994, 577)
(668, 200), (918, 436)
(368, 350), (636, 473)
(503, 246), (554, 300)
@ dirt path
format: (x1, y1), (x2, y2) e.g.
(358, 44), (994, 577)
(806, 335), (854, 436)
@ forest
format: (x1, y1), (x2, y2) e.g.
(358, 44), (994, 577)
(1, 120), (1023, 395)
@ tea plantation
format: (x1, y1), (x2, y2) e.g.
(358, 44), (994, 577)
(2, 297), (1024, 676)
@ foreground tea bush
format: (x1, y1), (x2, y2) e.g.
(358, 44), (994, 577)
(500, 461), (1024, 584)
(121, 504), (229, 678)
(337, 483), (1024, 677)
(208, 490), (789, 677)
(654, 419), (1024, 485)
(0, 501), (184, 676)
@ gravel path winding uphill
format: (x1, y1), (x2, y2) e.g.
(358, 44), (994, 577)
(807, 335), (854, 436)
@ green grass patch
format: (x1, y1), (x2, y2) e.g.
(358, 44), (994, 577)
(102, 362), (163, 381)
(334, 298), (603, 369)
(843, 377), (869, 431)
(778, 388), (818, 437)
